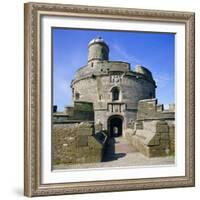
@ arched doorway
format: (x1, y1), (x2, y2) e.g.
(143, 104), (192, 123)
(108, 115), (123, 137)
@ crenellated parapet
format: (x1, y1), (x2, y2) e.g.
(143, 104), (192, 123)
(137, 98), (175, 121)
(125, 98), (175, 157)
(72, 61), (156, 86)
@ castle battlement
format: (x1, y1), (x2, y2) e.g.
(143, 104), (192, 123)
(53, 36), (175, 163)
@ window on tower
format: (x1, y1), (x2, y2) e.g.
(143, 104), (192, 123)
(112, 87), (120, 101)
(75, 92), (80, 100)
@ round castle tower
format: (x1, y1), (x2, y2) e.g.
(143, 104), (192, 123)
(88, 37), (109, 62)
(71, 37), (156, 137)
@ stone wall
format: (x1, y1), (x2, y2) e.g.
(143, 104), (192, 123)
(53, 101), (94, 123)
(169, 124), (175, 154)
(71, 68), (155, 132)
(72, 73), (155, 110)
(88, 41), (109, 62)
(148, 121), (171, 157)
(126, 120), (175, 157)
(53, 122), (107, 165)
(137, 98), (175, 120)
(73, 101), (94, 121)
(126, 99), (175, 157)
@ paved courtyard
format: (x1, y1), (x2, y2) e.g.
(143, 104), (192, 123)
(54, 137), (175, 170)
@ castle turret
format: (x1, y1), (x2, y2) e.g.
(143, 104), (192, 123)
(88, 37), (109, 63)
(135, 65), (154, 81)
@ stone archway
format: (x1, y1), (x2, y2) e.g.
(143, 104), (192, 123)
(107, 115), (123, 137)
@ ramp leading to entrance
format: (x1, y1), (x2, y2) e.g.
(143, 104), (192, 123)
(103, 137), (138, 162)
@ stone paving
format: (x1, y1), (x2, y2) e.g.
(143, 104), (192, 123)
(54, 137), (175, 170)
(102, 137), (138, 162)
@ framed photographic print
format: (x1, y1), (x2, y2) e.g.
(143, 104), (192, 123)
(24, 2), (195, 197)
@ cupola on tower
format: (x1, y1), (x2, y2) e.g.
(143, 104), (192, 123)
(88, 37), (109, 62)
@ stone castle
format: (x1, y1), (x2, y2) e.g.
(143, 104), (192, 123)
(53, 37), (175, 165)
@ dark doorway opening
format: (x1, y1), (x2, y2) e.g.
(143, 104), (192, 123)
(108, 116), (123, 137)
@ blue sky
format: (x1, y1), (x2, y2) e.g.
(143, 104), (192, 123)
(53, 28), (175, 111)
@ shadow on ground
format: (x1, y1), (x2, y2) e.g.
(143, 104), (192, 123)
(102, 137), (126, 162)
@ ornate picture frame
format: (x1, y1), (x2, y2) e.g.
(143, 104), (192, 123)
(24, 2), (195, 197)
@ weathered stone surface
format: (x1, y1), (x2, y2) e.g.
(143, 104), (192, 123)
(77, 135), (88, 147)
(169, 125), (175, 154)
(137, 99), (175, 121)
(135, 121), (143, 129)
(156, 125), (169, 133)
(126, 118), (174, 157)
(156, 104), (163, 112)
(52, 122), (107, 165)
(64, 106), (74, 116)
(68, 38), (157, 135)
(77, 127), (93, 136)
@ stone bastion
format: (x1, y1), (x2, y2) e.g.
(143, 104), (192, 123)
(53, 36), (175, 164)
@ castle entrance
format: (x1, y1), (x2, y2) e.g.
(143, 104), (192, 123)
(108, 115), (123, 137)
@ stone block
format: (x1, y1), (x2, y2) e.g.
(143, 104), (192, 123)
(76, 157), (85, 163)
(156, 121), (168, 126)
(53, 122), (105, 165)
(148, 136), (160, 146)
(160, 132), (169, 140)
(156, 125), (169, 133)
(77, 135), (88, 147)
(157, 104), (163, 112)
(77, 127), (93, 136)
(153, 137), (160, 145)
(135, 121), (143, 129)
